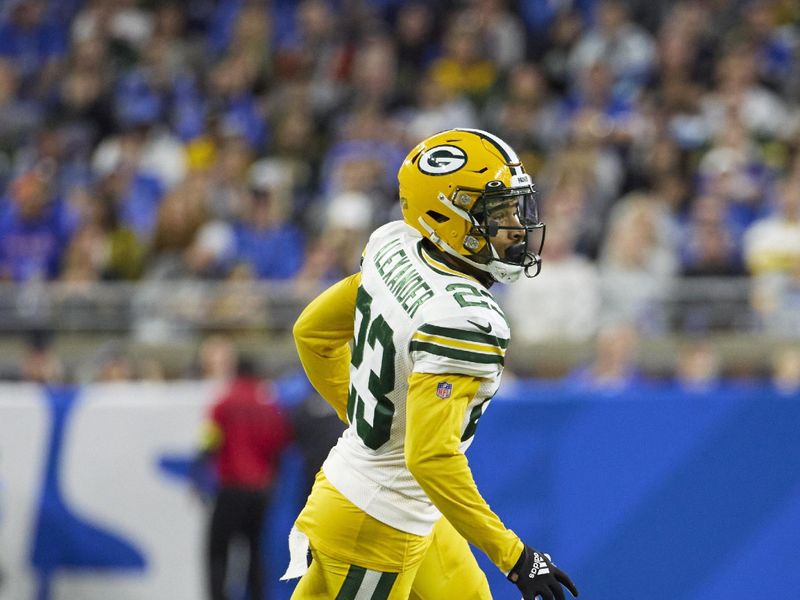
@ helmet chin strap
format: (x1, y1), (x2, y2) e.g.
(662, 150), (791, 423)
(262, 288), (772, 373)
(417, 216), (525, 284)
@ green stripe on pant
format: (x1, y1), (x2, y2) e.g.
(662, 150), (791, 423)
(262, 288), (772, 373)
(335, 565), (398, 600)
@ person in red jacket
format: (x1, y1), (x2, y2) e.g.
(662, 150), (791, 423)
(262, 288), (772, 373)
(194, 356), (293, 600)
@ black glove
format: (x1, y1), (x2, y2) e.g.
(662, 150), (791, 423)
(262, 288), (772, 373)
(507, 545), (579, 600)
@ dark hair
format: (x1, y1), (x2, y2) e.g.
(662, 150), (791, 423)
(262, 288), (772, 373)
(28, 329), (53, 352)
(236, 355), (260, 378)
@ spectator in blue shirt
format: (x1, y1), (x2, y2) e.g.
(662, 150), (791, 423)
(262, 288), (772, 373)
(0, 0), (66, 96)
(562, 323), (647, 395)
(234, 161), (304, 280)
(0, 58), (42, 158)
(0, 172), (69, 281)
(207, 52), (268, 152)
(94, 151), (166, 243)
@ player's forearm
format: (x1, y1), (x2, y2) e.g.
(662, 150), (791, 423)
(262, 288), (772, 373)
(293, 273), (361, 422)
(405, 372), (523, 572)
(408, 449), (523, 572)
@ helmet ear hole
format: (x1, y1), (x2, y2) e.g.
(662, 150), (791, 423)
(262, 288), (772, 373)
(426, 210), (449, 223)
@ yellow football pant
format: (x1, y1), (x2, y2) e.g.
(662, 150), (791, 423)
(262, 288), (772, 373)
(291, 472), (492, 599)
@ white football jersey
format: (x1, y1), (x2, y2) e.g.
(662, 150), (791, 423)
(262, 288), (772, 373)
(322, 221), (510, 536)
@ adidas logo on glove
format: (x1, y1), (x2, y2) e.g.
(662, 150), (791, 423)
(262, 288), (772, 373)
(528, 552), (551, 578)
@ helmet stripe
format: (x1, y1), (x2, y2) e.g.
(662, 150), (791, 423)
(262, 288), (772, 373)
(455, 128), (521, 167)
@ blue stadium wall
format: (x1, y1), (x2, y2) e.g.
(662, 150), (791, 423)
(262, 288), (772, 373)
(467, 385), (800, 600)
(1, 382), (798, 599)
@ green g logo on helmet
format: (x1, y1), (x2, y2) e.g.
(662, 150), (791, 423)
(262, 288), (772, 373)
(418, 145), (468, 176)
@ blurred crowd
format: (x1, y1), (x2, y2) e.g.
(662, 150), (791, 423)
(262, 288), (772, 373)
(1, 0), (800, 383)
(10, 327), (800, 395)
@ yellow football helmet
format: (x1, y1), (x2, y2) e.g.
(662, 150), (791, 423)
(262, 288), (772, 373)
(398, 128), (544, 283)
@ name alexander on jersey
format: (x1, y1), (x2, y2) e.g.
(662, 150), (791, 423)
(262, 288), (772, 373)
(373, 237), (435, 318)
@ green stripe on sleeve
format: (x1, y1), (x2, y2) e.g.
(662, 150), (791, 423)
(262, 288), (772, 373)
(410, 341), (504, 365)
(418, 323), (509, 349)
(335, 565), (367, 600)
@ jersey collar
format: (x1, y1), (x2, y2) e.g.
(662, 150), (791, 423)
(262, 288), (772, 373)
(416, 241), (485, 286)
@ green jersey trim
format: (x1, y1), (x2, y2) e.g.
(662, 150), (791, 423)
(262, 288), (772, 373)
(409, 340), (505, 365)
(417, 323), (509, 350)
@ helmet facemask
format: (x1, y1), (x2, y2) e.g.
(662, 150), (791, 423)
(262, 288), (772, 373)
(453, 180), (545, 281)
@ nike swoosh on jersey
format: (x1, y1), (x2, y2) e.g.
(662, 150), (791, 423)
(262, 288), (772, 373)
(467, 319), (493, 333)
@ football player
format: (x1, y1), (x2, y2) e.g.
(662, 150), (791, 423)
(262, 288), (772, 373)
(286, 129), (578, 600)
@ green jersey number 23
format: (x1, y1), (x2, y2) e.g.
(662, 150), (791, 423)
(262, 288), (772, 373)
(348, 287), (396, 450)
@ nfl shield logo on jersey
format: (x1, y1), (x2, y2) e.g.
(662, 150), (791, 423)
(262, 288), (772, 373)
(436, 381), (452, 399)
